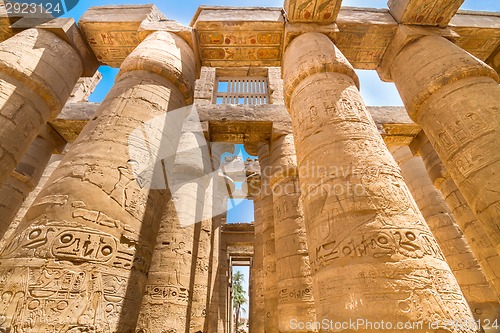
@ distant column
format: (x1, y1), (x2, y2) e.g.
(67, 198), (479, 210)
(393, 146), (500, 324)
(283, 32), (479, 330)
(0, 29), (82, 186)
(389, 34), (500, 254)
(417, 135), (500, 298)
(0, 125), (64, 237)
(257, 144), (279, 333)
(208, 144), (234, 333)
(0, 31), (196, 331)
(250, 183), (265, 333)
(136, 115), (213, 333)
(269, 134), (316, 332)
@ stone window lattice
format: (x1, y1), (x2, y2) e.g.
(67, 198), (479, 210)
(214, 77), (269, 105)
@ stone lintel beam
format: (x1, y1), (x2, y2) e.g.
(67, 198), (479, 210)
(388, 0), (465, 27)
(50, 102), (100, 143)
(450, 10), (500, 68)
(10, 18), (98, 76)
(377, 24), (458, 82)
(222, 223), (255, 249)
(51, 102), (420, 146)
(334, 7), (398, 70)
(37, 4), (496, 71)
(192, 7), (284, 68)
(79, 5), (195, 69)
(284, 0), (342, 24)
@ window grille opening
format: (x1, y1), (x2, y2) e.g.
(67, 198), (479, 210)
(214, 77), (269, 105)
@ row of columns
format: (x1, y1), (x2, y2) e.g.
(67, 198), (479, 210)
(0, 20), (499, 333)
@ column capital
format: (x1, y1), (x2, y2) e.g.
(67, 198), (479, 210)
(283, 32), (359, 107)
(0, 28), (84, 115)
(119, 31), (197, 104)
(11, 18), (99, 77)
(383, 30), (499, 121)
(377, 25), (458, 82)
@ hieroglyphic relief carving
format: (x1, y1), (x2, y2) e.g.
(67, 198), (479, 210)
(285, 0), (341, 22)
(284, 32), (478, 328)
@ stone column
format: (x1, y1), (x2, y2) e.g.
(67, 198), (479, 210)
(417, 136), (500, 299)
(283, 32), (479, 330)
(136, 112), (213, 333)
(218, 239), (230, 333)
(0, 29), (83, 186)
(269, 134), (316, 332)
(208, 144), (234, 333)
(388, 34), (500, 254)
(0, 31), (196, 331)
(392, 146), (500, 325)
(250, 192), (265, 333)
(0, 153), (64, 253)
(0, 125), (64, 237)
(257, 144), (279, 333)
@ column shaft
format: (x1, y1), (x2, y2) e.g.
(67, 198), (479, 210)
(418, 137), (500, 298)
(0, 31), (195, 331)
(0, 126), (64, 237)
(257, 144), (279, 333)
(250, 190), (265, 333)
(393, 146), (500, 324)
(269, 134), (316, 332)
(283, 32), (478, 330)
(0, 29), (82, 186)
(390, 35), (500, 253)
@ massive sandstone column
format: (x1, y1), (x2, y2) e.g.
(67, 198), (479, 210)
(269, 134), (316, 332)
(392, 146), (500, 325)
(0, 29), (82, 186)
(257, 144), (279, 333)
(250, 186), (266, 333)
(283, 32), (479, 330)
(0, 125), (64, 237)
(388, 34), (500, 254)
(136, 113), (213, 332)
(0, 31), (196, 331)
(208, 144), (234, 333)
(416, 136), (500, 299)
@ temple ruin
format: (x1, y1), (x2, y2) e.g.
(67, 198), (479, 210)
(0, 0), (499, 332)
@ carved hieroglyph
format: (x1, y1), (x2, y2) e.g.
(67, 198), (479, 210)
(257, 144), (280, 333)
(269, 134), (316, 332)
(389, 35), (500, 256)
(284, 0), (342, 23)
(0, 29), (82, 187)
(417, 136), (500, 299)
(393, 146), (500, 326)
(0, 31), (195, 331)
(283, 32), (479, 330)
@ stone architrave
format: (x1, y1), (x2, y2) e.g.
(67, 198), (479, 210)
(0, 31), (196, 331)
(0, 29), (82, 186)
(389, 35), (500, 255)
(269, 134), (316, 332)
(283, 32), (480, 330)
